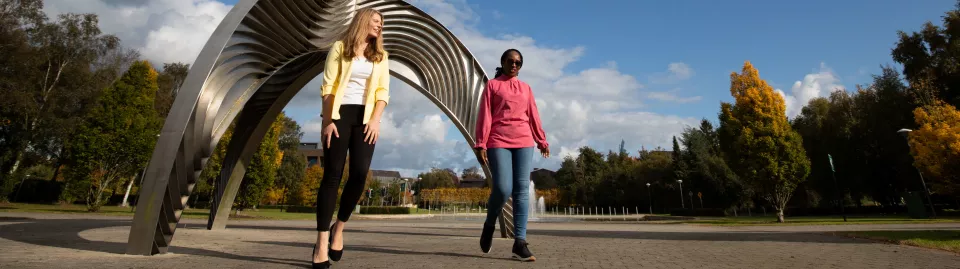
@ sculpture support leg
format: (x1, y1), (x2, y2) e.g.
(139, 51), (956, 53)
(206, 53), (327, 230)
(208, 161), (247, 230)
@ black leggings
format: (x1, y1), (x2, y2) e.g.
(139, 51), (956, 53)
(317, 104), (375, 231)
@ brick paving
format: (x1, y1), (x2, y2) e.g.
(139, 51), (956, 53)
(1, 212), (959, 269)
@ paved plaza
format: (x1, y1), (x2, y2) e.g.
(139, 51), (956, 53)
(1, 212), (959, 269)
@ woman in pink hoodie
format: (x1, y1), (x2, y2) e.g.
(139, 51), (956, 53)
(474, 48), (550, 262)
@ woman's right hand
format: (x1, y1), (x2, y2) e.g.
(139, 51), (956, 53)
(323, 119), (339, 149)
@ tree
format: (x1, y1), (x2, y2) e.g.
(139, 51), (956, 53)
(718, 61), (811, 223)
(235, 115), (283, 212)
(272, 113), (304, 205)
(275, 148), (306, 205)
(671, 136), (687, 183)
(2, 11), (119, 179)
(276, 113), (303, 152)
(155, 62), (189, 118)
(64, 60), (161, 211)
(679, 119), (747, 211)
(296, 165), (323, 206)
(908, 101), (960, 195)
(554, 146), (609, 206)
(460, 166), (483, 182)
(891, 1), (960, 108)
(416, 168), (457, 189)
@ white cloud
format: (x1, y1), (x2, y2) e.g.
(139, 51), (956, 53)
(649, 62), (694, 84)
(647, 91), (702, 104)
(776, 62), (845, 119)
(48, 0), (698, 177)
(42, 0), (232, 67)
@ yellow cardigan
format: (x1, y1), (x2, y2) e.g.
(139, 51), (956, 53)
(321, 40), (390, 124)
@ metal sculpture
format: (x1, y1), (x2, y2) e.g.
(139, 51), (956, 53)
(126, 0), (517, 256)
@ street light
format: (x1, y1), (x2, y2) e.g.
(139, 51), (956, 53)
(646, 183), (652, 214)
(898, 128), (937, 218)
(677, 180), (684, 209)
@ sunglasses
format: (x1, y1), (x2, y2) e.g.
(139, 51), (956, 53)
(504, 59), (523, 67)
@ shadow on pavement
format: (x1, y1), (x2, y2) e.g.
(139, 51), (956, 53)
(255, 241), (515, 261)
(0, 217), (309, 268)
(216, 224), (469, 238)
(423, 226), (865, 244)
(226, 222), (867, 244)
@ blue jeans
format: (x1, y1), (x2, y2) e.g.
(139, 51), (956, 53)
(484, 147), (534, 240)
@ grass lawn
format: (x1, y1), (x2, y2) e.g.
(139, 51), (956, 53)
(684, 215), (960, 226)
(0, 203), (434, 221)
(836, 230), (960, 254)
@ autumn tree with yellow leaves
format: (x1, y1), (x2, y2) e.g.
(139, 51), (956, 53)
(718, 61), (810, 223)
(907, 101), (960, 195)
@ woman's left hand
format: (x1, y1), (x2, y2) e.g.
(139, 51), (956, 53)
(539, 146), (550, 158)
(364, 120), (380, 144)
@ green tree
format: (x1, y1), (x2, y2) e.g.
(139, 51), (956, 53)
(276, 113), (303, 152)
(718, 61), (811, 223)
(155, 62), (189, 118)
(235, 115), (283, 211)
(891, 1), (960, 107)
(276, 149), (306, 205)
(64, 60), (161, 211)
(679, 119), (747, 211)
(460, 166), (483, 183)
(2, 11), (119, 181)
(415, 168), (457, 189)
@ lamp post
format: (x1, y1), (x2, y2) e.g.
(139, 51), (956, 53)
(898, 128), (937, 218)
(677, 180), (684, 209)
(646, 183), (652, 214)
(827, 154), (847, 222)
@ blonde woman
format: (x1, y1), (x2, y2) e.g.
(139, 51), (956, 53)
(312, 8), (390, 269)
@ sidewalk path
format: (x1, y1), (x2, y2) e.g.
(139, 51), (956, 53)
(1, 212), (958, 268)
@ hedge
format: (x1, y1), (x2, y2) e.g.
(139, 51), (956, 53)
(670, 208), (728, 217)
(359, 206), (414, 214)
(285, 206), (317, 213)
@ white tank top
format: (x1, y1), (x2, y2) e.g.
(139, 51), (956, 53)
(341, 56), (373, 105)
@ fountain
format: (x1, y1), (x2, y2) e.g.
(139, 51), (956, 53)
(538, 196), (545, 215)
(527, 180), (538, 221)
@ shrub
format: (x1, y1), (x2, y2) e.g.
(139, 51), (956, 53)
(359, 206), (414, 214)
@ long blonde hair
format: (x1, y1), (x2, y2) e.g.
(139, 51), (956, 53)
(341, 8), (385, 63)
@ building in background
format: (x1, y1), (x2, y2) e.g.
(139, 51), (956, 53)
(299, 142), (324, 168)
(372, 170), (402, 186)
(459, 176), (485, 188)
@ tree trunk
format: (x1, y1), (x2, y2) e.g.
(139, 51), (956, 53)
(7, 151), (23, 176)
(776, 209), (785, 223)
(121, 176), (135, 207)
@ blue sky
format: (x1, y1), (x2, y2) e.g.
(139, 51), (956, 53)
(465, 0), (954, 118)
(240, 0), (954, 174)
(44, 0), (958, 176)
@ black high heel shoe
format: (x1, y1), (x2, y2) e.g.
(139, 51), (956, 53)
(329, 223), (344, 262)
(312, 244), (331, 269)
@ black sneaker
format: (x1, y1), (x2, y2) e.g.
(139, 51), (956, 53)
(479, 224), (495, 253)
(511, 239), (536, 262)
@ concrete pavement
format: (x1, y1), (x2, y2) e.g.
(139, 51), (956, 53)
(1, 212), (958, 268)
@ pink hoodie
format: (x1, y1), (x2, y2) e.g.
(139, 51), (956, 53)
(474, 75), (549, 150)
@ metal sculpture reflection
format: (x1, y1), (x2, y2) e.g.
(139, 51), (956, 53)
(126, 0), (517, 255)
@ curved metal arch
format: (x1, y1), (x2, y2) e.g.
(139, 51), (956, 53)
(126, 0), (517, 256)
